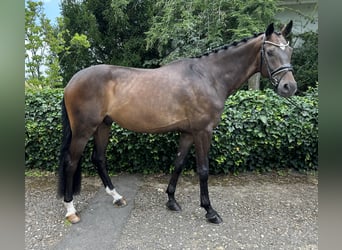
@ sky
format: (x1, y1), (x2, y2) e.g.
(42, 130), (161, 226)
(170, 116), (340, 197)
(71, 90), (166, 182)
(24, 0), (61, 23)
(25, 0), (62, 76)
(41, 0), (61, 23)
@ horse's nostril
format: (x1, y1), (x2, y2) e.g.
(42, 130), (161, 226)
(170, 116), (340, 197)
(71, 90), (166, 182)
(280, 82), (297, 97)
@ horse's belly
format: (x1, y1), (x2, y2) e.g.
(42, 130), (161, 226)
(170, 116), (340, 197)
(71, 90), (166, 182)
(113, 115), (189, 133)
(109, 105), (189, 133)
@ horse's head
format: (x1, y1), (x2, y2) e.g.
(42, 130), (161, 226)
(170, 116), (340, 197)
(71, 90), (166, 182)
(260, 21), (297, 97)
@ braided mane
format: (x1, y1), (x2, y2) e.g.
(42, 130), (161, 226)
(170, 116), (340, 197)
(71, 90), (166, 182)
(195, 32), (264, 58)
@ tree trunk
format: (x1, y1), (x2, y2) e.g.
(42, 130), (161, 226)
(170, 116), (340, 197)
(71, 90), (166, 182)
(248, 73), (260, 90)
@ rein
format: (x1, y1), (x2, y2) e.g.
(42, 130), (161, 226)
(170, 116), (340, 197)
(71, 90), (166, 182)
(260, 36), (293, 88)
(283, 95), (317, 122)
(283, 96), (306, 112)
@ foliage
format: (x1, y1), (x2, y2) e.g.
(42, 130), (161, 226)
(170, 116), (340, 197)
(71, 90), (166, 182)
(211, 86), (318, 174)
(291, 31), (318, 92)
(145, 0), (280, 64)
(25, 89), (63, 171)
(59, 0), (159, 85)
(25, 0), (317, 90)
(25, 87), (318, 174)
(56, 0), (282, 83)
(25, 0), (90, 88)
(25, 0), (47, 84)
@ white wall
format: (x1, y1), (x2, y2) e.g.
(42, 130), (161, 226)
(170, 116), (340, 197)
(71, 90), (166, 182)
(276, 1), (318, 34)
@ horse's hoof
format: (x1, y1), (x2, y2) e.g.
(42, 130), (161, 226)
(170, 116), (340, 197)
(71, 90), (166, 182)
(166, 200), (182, 212)
(206, 212), (223, 224)
(66, 213), (80, 224)
(113, 197), (127, 207)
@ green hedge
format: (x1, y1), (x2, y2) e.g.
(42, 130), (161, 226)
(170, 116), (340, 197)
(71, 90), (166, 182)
(25, 87), (318, 174)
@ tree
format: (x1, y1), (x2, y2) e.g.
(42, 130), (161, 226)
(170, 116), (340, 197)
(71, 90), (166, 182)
(59, 0), (282, 85)
(25, 0), (47, 85)
(59, 0), (158, 86)
(145, 0), (281, 65)
(291, 31), (318, 92)
(25, 0), (90, 88)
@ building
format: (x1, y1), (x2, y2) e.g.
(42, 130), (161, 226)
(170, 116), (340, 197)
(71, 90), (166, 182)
(276, 0), (318, 34)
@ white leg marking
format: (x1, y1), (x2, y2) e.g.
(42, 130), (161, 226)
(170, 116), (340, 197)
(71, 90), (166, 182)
(105, 187), (123, 203)
(64, 200), (77, 217)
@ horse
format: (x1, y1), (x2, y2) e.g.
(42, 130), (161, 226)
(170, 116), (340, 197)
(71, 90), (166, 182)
(58, 21), (297, 224)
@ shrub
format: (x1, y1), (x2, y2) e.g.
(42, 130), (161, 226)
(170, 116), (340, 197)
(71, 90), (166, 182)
(291, 31), (318, 92)
(211, 86), (318, 174)
(25, 86), (318, 174)
(25, 89), (63, 171)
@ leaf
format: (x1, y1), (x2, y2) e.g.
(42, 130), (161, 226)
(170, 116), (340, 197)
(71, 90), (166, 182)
(259, 115), (268, 124)
(46, 117), (53, 123)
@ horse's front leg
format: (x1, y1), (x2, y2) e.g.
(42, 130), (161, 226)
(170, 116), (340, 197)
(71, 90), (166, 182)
(166, 133), (193, 211)
(193, 130), (223, 224)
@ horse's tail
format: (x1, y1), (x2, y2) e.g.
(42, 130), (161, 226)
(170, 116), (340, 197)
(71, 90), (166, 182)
(57, 97), (82, 199)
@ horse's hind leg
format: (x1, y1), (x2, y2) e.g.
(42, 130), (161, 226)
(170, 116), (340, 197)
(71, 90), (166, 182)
(166, 132), (193, 211)
(92, 120), (126, 207)
(63, 131), (94, 223)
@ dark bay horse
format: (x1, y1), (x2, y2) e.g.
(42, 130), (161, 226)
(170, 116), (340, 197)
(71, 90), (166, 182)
(58, 21), (297, 224)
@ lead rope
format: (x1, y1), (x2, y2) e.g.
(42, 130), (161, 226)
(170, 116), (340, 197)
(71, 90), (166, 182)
(284, 96), (305, 112)
(285, 94), (317, 121)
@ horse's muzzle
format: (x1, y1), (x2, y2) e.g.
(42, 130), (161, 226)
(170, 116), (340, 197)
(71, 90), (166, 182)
(277, 81), (297, 97)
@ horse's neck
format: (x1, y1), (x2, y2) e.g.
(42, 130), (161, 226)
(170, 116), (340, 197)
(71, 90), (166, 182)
(202, 35), (263, 98)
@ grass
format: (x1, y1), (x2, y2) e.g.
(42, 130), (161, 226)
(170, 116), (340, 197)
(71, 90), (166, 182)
(25, 169), (55, 177)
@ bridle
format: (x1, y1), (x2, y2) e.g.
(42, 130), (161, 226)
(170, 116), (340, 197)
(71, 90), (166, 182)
(259, 35), (310, 113)
(260, 35), (294, 87)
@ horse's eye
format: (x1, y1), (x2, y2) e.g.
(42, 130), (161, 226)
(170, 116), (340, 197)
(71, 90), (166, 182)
(267, 49), (274, 57)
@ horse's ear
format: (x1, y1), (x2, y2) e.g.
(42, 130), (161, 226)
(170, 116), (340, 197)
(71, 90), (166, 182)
(281, 20), (293, 38)
(265, 23), (274, 37)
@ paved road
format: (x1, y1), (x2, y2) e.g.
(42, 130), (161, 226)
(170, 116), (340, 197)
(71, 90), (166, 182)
(52, 172), (318, 250)
(53, 175), (142, 250)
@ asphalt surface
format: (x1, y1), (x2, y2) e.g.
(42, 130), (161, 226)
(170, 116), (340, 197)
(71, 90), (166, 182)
(49, 172), (317, 250)
(52, 175), (142, 250)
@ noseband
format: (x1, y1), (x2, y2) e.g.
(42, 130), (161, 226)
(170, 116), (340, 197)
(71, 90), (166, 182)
(260, 35), (293, 87)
